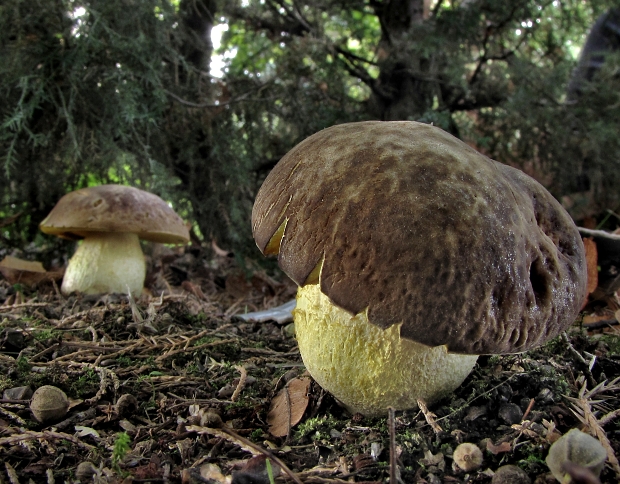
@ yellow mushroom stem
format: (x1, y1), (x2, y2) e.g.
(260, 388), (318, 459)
(294, 284), (478, 416)
(61, 232), (146, 296)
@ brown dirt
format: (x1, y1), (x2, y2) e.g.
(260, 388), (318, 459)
(0, 247), (619, 484)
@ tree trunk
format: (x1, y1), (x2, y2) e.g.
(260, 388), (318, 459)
(180, 0), (217, 73)
(368, 0), (433, 120)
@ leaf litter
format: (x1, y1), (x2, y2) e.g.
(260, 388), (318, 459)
(0, 243), (619, 483)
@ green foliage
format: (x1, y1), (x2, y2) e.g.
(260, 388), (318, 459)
(16, 355), (31, 374)
(3, 0), (620, 262)
(0, 0), (259, 255)
(112, 431), (131, 472)
(265, 458), (276, 484)
(69, 367), (100, 397)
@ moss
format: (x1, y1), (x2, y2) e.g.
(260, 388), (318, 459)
(295, 414), (341, 441)
(69, 367), (100, 398)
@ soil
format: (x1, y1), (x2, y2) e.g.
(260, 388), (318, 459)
(0, 246), (619, 484)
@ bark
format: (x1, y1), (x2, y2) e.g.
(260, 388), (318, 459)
(180, 0), (218, 73)
(367, 0), (433, 120)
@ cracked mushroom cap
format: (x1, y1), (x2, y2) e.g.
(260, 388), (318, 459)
(40, 185), (189, 244)
(252, 121), (587, 355)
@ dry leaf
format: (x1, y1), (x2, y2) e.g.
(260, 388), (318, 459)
(267, 377), (311, 437)
(200, 463), (229, 484)
(225, 272), (253, 299)
(181, 280), (207, 300)
(211, 239), (232, 257)
(0, 256), (49, 286)
(583, 237), (599, 296)
(74, 426), (100, 439)
(232, 455), (281, 484)
(420, 449), (445, 468)
(486, 439), (511, 455)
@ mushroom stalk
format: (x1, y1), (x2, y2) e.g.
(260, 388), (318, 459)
(61, 232), (146, 296)
(294, 284), (478, 416)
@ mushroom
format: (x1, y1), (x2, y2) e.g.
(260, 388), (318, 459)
(252, 121), (587, 416)
(453, 442), (484, 472)
(40, 184), (189, 296)
(545, 429), (607, 483)
(30, 385), (70, 423)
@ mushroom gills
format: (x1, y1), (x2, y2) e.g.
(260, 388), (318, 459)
(294, 283), (478, 416)
(61, 232), (146, 296)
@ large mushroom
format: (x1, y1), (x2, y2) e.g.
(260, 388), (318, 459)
(252, 121), (587, 417)
(40, 184), (189, 296)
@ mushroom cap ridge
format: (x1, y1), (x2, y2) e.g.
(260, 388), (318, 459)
(252, 121), (587, 355)
(40, 184), (189, 245)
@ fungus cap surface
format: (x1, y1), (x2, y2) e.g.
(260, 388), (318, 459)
(252, 121), (587, 355)
(40, 184), (189, 244)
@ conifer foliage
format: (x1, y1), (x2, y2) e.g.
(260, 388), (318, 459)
(1, 0), (619, 256)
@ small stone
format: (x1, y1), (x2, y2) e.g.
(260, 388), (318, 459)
(3, 386), (33, 400)
(498, 403), (523, 425)
(217, 383), (235, 398)
(200, 410), (223, 428)
(453, 442), (483, 472)
(115, 394), (139, 416)
(465, 405), (487, 421)
(426, 473), (442, 484)
(75, 461), (98, 481)
(2, 329), (25, 349)
(537, 387), (555, 404)
(30, 385), (69, 423)
(491, 465), (531, 484)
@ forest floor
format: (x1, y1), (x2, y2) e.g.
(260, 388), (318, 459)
(0, 245), (619, 484)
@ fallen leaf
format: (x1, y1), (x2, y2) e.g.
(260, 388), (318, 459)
(267, 377), (311, 437)
(0, 212), (22, 228)
(200, 463), (229, 484)
(486, 439), (511, 455)
(232, 455), (281, 484)
(420, 449), (445, 469)
(74, 426), (100, 439)
(583, 237), (598, 296)
(0, 256), (49, 286)
(225, 272), (253, 299)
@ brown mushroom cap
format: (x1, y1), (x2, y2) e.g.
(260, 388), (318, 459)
(252, 121), (587, 355)
(40, 184), (189, 244)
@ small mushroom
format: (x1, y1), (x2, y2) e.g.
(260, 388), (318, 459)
(252, 121), (587, 416)
(545, 428), (607, 483)
(40, 185), (189, 296)
(453, 443), (483, 472)
(30, 385), (69, 423)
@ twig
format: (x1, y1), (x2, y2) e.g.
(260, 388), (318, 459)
(388, 407), (398, 484)
(155, 338), (238, 363)
(417, 398), (442, 434)
(521, 398), (535, 421)
(231, 365), (248, 402)
(186, 425), (304, 484)
(562, 332), (597, 388)
(5, 462), (19, 484)
(567, 381), (620, 479)
(598, 408), (620, 427)
(0, 430), (95, 450)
